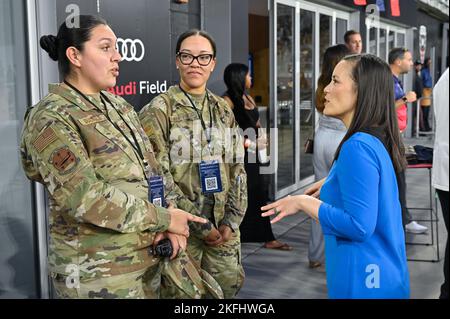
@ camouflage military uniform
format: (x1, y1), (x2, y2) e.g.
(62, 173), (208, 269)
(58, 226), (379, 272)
(139, 85), (248, 298)
(20, 84), (221, 299)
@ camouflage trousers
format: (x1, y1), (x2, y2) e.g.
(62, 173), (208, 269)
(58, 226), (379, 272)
(51, 251), (223, 299)
(187, 230), (245, 299)
(51, 267), (157, 299)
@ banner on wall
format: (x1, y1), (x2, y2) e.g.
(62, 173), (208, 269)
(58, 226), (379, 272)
(98, 0), (172, 110)
(376, 0), (386, 12)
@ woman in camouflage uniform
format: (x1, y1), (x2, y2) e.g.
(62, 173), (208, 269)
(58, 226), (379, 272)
(20, 15), (207, 299)
(139, 30), (248, 298)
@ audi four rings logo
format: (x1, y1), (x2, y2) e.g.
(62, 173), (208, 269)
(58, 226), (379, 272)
(116, 38), (145, 62)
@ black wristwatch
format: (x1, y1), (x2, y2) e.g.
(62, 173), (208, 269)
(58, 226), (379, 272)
(402, 96), (408, 103)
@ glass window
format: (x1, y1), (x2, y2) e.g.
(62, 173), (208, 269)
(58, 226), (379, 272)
(276, 4), (295, 190)
(335, 18), (348, 46)
(379, 28), (387, 61)
(319, 14), (332, 69)
(369, 27), (378, 55)
(0, 0), (38, 298)
(388, 30), (395, 53)
(397, 33), (405, 47)
(299, 9), (314, 180)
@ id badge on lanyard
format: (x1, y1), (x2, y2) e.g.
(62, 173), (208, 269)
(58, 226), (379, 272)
(199, 160), (223, 194)
(148, 175), (165, 207)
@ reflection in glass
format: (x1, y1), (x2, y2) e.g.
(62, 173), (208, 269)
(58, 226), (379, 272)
(388, 30), (395, 53)
(397, 33), (405, 47)
(299, 10), (315, 180)
(0, 0), (37, 297)
(276, 4), (295, 190)
(379, 28), (386, 61)
(336, 18), (348, 47)
(369, 27), (378, 55)
(319, 14), (332, 69)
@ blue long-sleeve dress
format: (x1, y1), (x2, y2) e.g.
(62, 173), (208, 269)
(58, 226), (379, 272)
(318, 132), (410, 299)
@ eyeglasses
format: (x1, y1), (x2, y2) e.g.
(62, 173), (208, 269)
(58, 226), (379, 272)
(177, 52), (214, 66)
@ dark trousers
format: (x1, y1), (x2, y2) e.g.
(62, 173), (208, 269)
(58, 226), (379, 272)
(398, 170), (411, 227)
(420, 106), (431, 131)
(437, 189), (449, 299)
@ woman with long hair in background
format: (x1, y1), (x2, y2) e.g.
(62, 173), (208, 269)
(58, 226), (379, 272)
(223, 63), (292, 251)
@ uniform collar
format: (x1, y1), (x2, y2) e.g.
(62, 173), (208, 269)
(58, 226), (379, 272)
(48, 83), (105, 112)
(168, 85), (221, 108)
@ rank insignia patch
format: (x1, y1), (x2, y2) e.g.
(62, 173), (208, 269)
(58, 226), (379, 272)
(49, 147), (79, 174)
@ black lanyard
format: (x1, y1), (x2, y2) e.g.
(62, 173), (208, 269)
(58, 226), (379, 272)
(179, 85), (213, 144)
(63, 80), (150, 175)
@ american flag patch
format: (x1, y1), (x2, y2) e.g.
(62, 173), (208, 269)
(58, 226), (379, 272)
(33, 127), (58, 153)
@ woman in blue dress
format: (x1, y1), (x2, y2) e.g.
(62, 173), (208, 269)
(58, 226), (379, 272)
(261, 54), (410, 299)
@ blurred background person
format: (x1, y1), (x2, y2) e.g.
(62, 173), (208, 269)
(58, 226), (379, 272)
(223, 63), (292, 251)
(308, 44), (349, 268)
(413, 60), (423, 136)
(389, 48), (427, 234)
(420, 57), (433, 132)
(344, 30), (362, 54)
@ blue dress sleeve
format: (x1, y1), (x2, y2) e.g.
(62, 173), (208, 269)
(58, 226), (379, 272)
(318, 140), (380, 242)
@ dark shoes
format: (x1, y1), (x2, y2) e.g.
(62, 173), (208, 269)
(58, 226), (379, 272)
(263, 240), (293, 251)
(308, 261), (322, 268)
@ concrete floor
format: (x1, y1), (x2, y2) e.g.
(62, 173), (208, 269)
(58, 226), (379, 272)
(237, 136), (446, 299)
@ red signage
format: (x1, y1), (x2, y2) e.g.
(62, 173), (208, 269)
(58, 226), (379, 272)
(354, 0), (401, 17)
(390, 0), (401, 16)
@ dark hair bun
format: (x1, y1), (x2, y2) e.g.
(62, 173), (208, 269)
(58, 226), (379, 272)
(40, 35), (59, 61)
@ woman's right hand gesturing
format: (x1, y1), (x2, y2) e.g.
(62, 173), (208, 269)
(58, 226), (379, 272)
(167, 204), (207, 237)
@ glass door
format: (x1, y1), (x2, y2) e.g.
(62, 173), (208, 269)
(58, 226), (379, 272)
(299, 9), (315, 181)
(270, 0), (349, 199)
(0, 0), (39, 298)
(271, 0), (299, 197)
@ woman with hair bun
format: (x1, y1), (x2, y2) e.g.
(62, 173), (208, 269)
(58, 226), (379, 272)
(20, 15), (208, 299)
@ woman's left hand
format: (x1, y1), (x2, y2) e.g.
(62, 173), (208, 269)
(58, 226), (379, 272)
(261, 195), (301, 224)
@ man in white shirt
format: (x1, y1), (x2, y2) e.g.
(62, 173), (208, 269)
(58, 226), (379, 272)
(432, 67), (449, 299)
